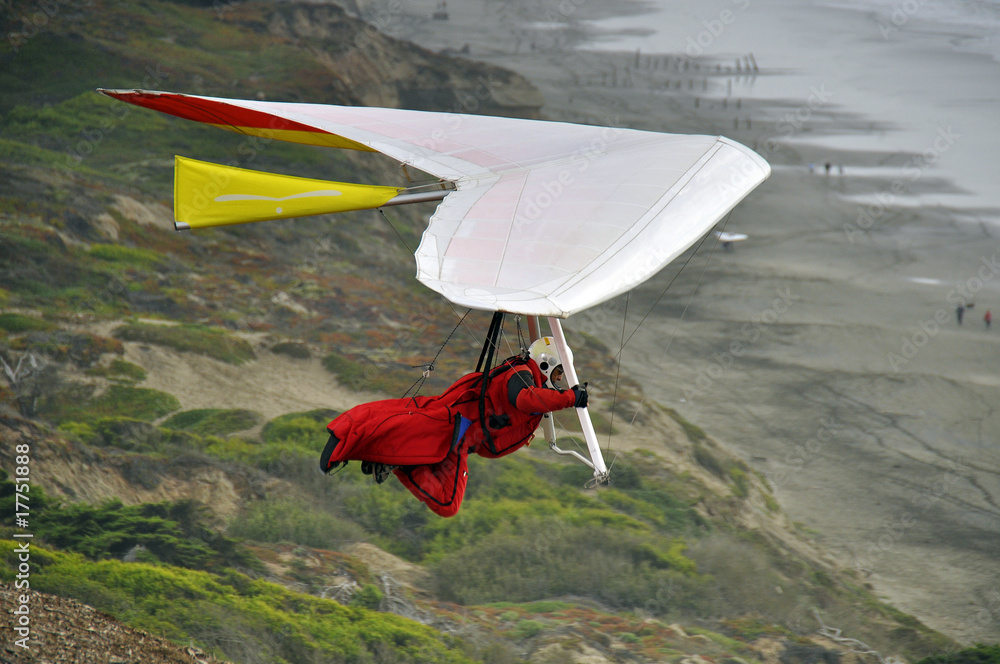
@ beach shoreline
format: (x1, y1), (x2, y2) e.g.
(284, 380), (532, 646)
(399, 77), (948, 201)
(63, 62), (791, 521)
(366, 0), (1000, 644)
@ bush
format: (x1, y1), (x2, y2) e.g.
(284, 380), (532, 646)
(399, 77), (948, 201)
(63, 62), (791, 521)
(108, 358), (147, 382)
(350, 583), (384, 610)
(429, 516), (705, 612)
(226, 497), (368, 552)
(261, 409), (338, 447)
(917, 645), (1000, 664)
(0, 312), (54, 332)
(270, 341), (311, 359)
(0, 472), (251, 571)
(0, 540), (475, 664)
(42, 385), (180, 424)
(87, 243), (163, 269)
(162, 409), (261, 437)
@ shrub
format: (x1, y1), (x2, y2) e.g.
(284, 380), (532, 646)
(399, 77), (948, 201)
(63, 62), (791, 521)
(108, 358), (147, 382)
(87, 243), (163, 269)
(429, 516), (705, 612)
(0, 312), (54, 332)
(42, 385), (180, 424)
(270, 341), (311, 359)
(350, 583), (384, 610)
(0, 540), (475, 664)
(226, 497), (368, 552)
(917, 645), (1000, 664)
(261, 409), (338, 447)
(162, 409), (261, 437)
(0, 472), (251, 571)
(513, 619), (546, 639)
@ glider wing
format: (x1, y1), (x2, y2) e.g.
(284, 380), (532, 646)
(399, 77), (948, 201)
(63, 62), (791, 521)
(100, 89), (770, 317)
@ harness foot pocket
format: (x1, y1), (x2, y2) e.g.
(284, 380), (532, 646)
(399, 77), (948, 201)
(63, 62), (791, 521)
(320, 434), (344, 474)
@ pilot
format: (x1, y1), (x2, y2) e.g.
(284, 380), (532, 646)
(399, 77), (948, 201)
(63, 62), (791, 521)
(319, 337), (587, 516)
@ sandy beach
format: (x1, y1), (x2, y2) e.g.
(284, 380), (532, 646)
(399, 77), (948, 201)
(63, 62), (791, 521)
(355, 0), (1000, 645)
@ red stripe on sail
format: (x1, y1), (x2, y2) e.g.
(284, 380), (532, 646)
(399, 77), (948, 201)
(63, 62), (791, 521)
(101, 90), (330, 136)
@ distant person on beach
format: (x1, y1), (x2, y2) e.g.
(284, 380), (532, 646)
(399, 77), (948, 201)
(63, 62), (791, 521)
(985, 310), (993, 330)
(825, 161), (832, 175)
(957, 304), (965, 325)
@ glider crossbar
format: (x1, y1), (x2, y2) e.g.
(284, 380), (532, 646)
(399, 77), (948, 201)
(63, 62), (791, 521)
(547, 318), (610, 482)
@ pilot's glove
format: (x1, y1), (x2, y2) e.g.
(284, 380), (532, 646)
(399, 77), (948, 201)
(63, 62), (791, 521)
(571, 383), (589, 408)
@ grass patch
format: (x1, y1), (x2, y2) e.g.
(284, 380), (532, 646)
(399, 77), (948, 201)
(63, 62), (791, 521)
(43, 385), (180, 424)
(0, 312), (55, 333)
(109, 358), (147, 381)
(227, 497), (368, 552)
(87, 243), (165, 269)
(666, 407), (708, 442)
(917, 645), (1000, 664)
(162, 408), (262, 437)
(0, 541), (475, 664)
(270, 341), (311, 359)
(261, 409), (338, 452)
(0, 470), (251, 571)
(114, 322), (255, 365)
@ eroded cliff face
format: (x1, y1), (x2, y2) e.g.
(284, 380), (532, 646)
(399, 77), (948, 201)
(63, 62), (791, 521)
(254, 2), (543, 116)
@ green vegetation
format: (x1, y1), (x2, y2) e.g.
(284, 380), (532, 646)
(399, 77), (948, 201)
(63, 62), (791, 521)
(262, 409), (338, 445)
(41, 384), (181, 424)
(918, 645), (1000, 664)
(666, 407), (707, 442)
(227, 497), (367, 552)
(109, 358), (147, 382)
(87, 243), (165, 269)
(0, 470), (250, 571)
(0, 540), (475, 664)
(162, 408), (261, 437)
(271, 341), (312, 359)
(0, 312), (54, 333)
(114, 322), (256, 365)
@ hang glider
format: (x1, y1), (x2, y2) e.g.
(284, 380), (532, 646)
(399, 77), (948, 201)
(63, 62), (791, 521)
(98, 88), (771, 482)
(99, 89), (769, 319)
(714, 230), (749, 250)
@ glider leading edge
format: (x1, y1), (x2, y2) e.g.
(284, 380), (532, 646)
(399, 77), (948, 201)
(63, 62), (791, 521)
(99, 88), (770, 516)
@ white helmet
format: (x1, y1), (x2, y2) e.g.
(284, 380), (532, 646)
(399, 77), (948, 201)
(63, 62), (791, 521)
(528, 336), (563, 389)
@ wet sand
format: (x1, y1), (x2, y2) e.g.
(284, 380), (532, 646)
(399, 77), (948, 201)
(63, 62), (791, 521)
(359, 0), (1000, 644)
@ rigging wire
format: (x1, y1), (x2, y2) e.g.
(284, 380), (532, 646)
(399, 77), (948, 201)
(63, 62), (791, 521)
(606, 291), (630, 449)
(603, 216), (734, 475)
(402, 309), (471, 401)
(377, 206), (484, 357)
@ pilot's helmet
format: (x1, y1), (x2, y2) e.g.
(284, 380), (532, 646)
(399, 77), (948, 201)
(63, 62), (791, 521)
(528, 336), (564, 389)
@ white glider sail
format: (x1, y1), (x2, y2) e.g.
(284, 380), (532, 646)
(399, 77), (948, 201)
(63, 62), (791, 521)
(99, 89), (770, 319)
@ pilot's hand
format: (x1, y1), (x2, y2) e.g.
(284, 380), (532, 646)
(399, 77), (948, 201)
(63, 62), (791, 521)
(571, 383), (589, 408)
